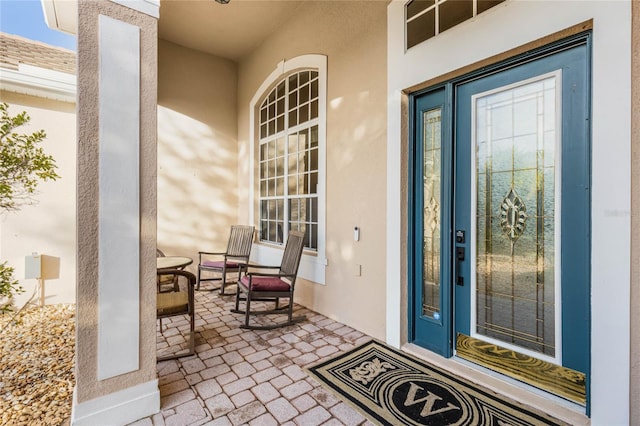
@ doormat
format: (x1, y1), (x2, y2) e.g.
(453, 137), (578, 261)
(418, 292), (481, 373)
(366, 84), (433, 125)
(306, 340), (569, 426)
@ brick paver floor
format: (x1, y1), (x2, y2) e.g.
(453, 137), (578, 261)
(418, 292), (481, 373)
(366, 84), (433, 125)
(129, 285), (375, 426)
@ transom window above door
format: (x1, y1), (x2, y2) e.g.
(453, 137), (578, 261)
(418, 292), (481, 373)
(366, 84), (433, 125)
(405, 0), (506, 49)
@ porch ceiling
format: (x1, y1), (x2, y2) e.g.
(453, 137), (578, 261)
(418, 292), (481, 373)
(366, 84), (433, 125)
(158, 0), (307, 61)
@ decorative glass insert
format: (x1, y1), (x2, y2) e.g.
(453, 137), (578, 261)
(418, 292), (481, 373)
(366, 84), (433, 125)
(259, 70), (320, 250)
(405, 0), (506, 49)
(473, 74), (559, 358)
(499, 186), (528, 254)
(422, 108), (442, 319)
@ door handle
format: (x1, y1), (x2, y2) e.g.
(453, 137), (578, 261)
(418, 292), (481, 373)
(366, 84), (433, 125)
(455, 246), (465, 286)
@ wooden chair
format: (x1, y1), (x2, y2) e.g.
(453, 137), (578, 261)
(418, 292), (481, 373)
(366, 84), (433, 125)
(232, 230), (306, 330)
(197, 225), (254, 295)
(156, 269), (197, 361)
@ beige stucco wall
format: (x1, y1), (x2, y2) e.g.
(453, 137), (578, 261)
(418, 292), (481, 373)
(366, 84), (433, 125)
(237, 1), (388, 340)
(0, 91), (76, 308)
(157, 39), (238, 268)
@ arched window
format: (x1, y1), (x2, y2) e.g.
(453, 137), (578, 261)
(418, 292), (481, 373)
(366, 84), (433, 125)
(258, 70), (320, 249)
(250, 55), (327, 284)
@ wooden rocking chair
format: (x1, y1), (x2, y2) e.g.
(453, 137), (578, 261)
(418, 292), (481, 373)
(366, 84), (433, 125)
(197, 225), (254, 295)
(232, 230), (306, 330)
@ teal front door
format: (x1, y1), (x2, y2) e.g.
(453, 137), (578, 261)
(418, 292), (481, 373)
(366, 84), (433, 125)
(410, 34), (591, 406)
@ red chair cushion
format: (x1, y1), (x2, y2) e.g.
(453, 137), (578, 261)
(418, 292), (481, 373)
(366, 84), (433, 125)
(240, 275), (290, 292)
(202, 260), (240, 269)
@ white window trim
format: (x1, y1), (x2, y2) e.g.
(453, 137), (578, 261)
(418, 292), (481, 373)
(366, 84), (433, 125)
(249, 54), (327, 284)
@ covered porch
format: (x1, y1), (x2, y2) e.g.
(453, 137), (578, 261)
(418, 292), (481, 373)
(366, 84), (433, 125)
(37, 0), (639, 425)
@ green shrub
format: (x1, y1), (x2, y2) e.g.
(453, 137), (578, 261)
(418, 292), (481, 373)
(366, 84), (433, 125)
(0, 261), (23, 313)
(0, 102), (59, 312)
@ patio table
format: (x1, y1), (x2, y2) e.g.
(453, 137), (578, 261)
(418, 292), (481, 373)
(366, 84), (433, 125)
(157, 256), (193, 270)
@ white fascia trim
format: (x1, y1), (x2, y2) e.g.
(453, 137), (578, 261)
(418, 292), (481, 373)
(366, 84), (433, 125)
(41, 0), (59, 33)
(249, 54), (328, 285)
(41, 0), (75, 35)
(71, 380), (159, 426)
(0, 64), (76, 103)
(110, 0), (160, 18)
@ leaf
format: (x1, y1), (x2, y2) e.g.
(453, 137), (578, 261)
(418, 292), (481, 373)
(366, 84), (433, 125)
(0, 103), (60, 213)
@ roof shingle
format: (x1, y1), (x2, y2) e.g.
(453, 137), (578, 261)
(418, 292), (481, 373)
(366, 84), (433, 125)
(0, 32), (75, 75)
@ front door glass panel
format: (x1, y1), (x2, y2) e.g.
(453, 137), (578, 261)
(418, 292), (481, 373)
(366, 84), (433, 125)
(423, 108), (442, 319)
(472, 73), (560, 361)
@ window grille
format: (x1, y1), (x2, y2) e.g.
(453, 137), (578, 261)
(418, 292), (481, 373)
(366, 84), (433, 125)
(258, 70), (320, 250)
(406, 0), (506, 49)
